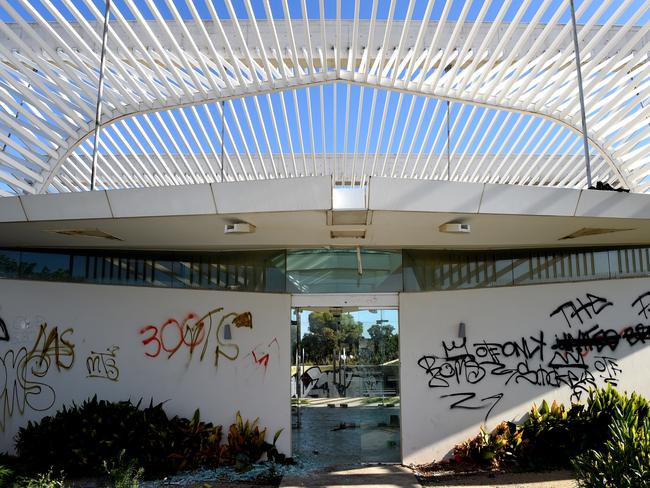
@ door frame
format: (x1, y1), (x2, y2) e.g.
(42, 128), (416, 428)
(289, 292), (402, 464)
(291, 293), (399, 309)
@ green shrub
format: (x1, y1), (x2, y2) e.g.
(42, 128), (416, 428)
(14, 398), (285, 479)
(0, 464), (13, 485)
(167, 409), (223, 471)
(451, 386), (649, 473)
(15, 396), (222, 478)
(516, 399), (587, 469)
(13, 469), (65, 488)
(104, 451), (144, 488)
(573, 411), (650, 487)
(220, 411), (283, 472)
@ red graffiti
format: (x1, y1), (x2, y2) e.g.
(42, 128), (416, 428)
(139, 312), (210, 359)
(251, 350), (270, 368)
(249, 337), (279, 372)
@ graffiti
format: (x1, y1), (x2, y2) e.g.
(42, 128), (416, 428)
(418, 291), (650, 417)
(86, 346), (119, 381)
(632, 292), (650, 318)
(549, 293), (612, 327)
(551, 322), (650, 356)
(139, 308), (253, 368)
(140, 310), (215, 359)
(28, 323), (75, 375)
(249, 338), (280, 372)
(294, 365), (360, 397)
(0, 316), (8, 342)
(0, 323), (75, 431)
(440, 392), (504, 423)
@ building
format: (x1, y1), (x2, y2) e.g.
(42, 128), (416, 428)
(0, 0), (648, 466)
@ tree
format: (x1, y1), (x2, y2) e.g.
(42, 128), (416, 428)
(300, 311), (363, 365)
(364, 322), (399, 364)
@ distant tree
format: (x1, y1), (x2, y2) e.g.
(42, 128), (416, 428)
(364, 322), (399, 364)
(300, 312), (363, 364)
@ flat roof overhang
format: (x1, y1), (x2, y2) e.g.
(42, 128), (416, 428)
(0, 177), (649, 251)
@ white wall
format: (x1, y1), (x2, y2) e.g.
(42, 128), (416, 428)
(400, 278), (650, 465)
(0, 280), (291, 454)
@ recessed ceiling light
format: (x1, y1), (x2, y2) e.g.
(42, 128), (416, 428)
(330, 229), (366, 239)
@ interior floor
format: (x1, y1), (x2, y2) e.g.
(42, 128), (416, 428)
(291, 405), (401, 469)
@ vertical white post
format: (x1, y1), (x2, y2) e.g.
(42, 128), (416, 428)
(90, 0), (111, 191)
(569, 0), (593, 188)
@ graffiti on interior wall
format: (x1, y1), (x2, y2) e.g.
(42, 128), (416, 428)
(86, 346), (120, 382)
(139, 308), (253, 368)
(295, 365), (359, 397)
(0, 323), (75, 431)
(417, 292), (650, 422)
(0, 316), (8, 342)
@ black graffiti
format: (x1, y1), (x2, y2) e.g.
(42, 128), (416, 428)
(594, 356), (622, 386)
(86, 346), (119, 382)
(0, 317), (8, 342)
(417, 354), (485, 388)
(473, 332), (546, 363)
(552, 325), (621, 354)
(550, 293), (613, 327)
(552, 323), (650, 354)
(440, 392), (504, 422)
(631, 292), (650, 318)
(0, 347), (56, 431)
(620, 324), (650, 345)
(417, 291), (650, 415)
(296, 366), (358, 397)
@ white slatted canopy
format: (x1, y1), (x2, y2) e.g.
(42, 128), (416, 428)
(0, 0), (648, 196)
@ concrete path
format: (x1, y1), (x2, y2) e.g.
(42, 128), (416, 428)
(280, 465), (422, 488)
(419, 470), (576, 488)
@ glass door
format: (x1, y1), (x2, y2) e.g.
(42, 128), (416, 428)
(291, 306), (400, 468)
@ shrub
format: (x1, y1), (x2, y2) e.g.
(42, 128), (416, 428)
(0, 464), (13, 485)
(220, 412), (283, 472)
(16, 396), (222, 478)
(516, 399), (587, 469)
(453, 421), (523, 469)
(104, 450), (145, 488)
(167, 409), (223, 471)
(573, 411), (650, 487)
(14, 398), (285, 479)
(13, 469), (65, 488)
(451, 386), (649, 473)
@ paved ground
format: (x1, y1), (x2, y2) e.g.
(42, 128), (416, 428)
(280, 466), (576, 488)
(419, 470), (576, 487)
(280, 465), (422, 488)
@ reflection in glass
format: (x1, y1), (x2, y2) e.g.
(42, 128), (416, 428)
(291, 308), (400, 466)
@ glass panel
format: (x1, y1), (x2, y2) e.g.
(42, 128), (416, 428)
(173, 261), (191, 288)
(71, 255), (87, 281)
(153, 260), (173, 287)
(0, 249), (20, 278)
(292, 308), (400, 468)
(0, 246), (647, 292)
(20, 251), (70, 280)
(286, 249), (402, 293)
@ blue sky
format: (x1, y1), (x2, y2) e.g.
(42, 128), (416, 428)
(2, 1), (648, 26)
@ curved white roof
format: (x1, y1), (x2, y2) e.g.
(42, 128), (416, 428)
(0, 1), (648, 195)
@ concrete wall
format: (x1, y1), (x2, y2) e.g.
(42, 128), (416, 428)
(400, 278), (650, 465)
(0, 280), (291, 454)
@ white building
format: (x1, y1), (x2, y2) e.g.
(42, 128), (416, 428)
(0, 0), (648, 465)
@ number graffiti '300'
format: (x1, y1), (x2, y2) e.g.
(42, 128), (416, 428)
(139, 308), (252, 367)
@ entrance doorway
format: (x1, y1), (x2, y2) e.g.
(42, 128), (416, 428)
(290, 296), (400, 468)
